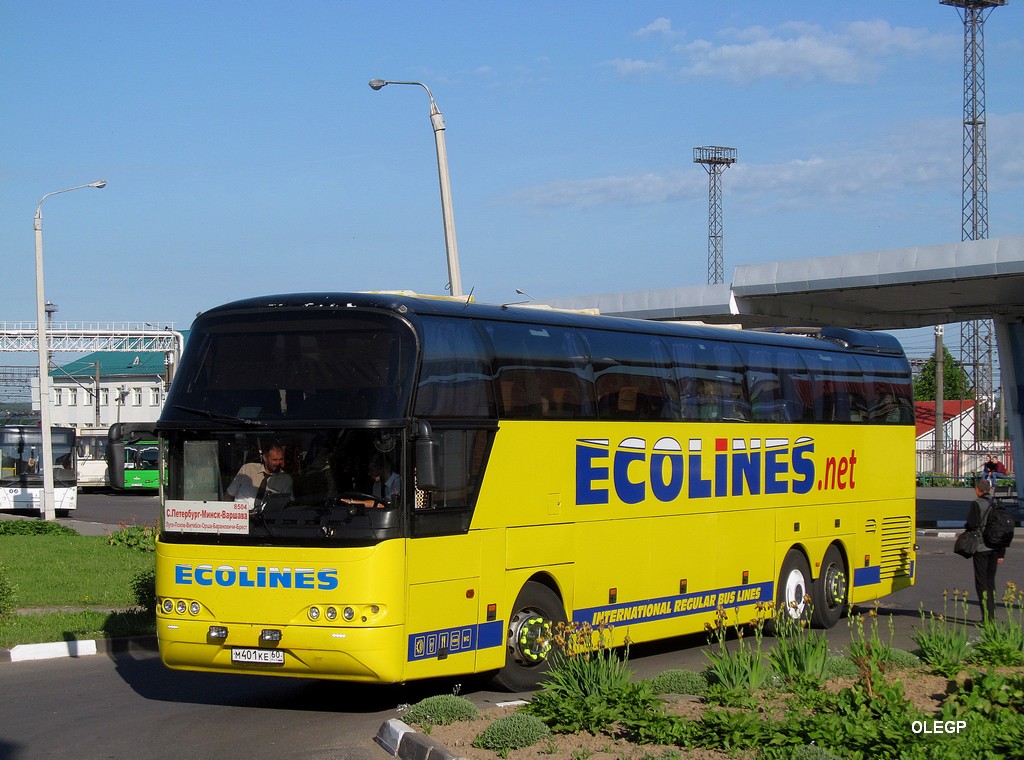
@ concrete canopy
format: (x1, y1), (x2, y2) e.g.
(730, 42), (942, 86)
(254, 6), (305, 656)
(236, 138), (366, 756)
(547, 236), (1024, 331)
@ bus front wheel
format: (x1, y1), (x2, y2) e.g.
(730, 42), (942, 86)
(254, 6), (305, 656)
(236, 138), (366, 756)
(810, 544), (848, 628)
(775, 550), (811, 624)
(493, 581), (566, 692)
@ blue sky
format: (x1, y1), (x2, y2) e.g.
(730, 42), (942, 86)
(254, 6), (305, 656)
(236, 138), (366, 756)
(2, 1), (1023, 361)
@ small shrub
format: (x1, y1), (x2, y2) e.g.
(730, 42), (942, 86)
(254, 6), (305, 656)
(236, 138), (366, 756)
(911, 591), (973, 677)
(401, 694), (479, 727)
(823, 654), (859, 680)
(131, 569), (157, 614)
(769, 606), (830, 688)
(942, 669), (1024, 718)
(527, 622), (659, 735)
(694, 707), (769, 750)
(473, 711), (551, 757)
(650, 669), (708, 696)
(972, 583), (1024, 667)
(791, 746), (843, 760)
(702, 603), (772, 703)
(107, 522), (156, 552)
(0, 565), (18, 617)
(0, 520), (78, 536)
(846, 604), (902, 682)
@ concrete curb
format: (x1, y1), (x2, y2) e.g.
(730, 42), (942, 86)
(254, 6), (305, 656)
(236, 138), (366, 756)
(374, 718), (470, 760)
(0, 635), (158, 664)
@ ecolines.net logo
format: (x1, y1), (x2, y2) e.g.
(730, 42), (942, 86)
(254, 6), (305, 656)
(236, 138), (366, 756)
(575, 436), (858, 506)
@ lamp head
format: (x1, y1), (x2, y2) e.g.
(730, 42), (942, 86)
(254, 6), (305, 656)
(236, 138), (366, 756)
(368, 79), (387, 91)
(90, 180), (108, 189)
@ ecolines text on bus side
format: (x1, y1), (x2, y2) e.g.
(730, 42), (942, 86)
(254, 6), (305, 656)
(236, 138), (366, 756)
(576, 435), (857, 505)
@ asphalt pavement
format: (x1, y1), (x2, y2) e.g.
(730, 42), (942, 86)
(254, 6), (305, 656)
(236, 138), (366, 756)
(0, 484), (1017, 663)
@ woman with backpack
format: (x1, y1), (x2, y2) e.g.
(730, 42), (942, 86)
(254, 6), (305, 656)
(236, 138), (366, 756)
(966, 478), (1006, 623)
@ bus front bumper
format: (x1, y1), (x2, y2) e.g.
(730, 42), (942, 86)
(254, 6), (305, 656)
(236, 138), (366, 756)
(157, 617), (407, 683)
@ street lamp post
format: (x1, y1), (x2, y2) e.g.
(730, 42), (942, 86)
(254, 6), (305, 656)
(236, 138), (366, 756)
(369, 79), (463, 297)
(34, 180), (107, 520)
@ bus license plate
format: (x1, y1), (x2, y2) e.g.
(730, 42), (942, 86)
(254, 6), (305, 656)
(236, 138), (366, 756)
(231, 647), (284, 665)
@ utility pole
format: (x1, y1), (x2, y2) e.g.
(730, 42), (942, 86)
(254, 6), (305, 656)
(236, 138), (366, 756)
(693, 147), (737, 285)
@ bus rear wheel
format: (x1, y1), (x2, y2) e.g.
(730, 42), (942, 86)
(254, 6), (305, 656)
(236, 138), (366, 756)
(810, 544), (848, 628)
(775, 550), (811, 625)
(492, 581), (566, 692)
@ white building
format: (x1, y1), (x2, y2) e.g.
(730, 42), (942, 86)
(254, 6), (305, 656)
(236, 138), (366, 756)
(31, 351), (169, 429)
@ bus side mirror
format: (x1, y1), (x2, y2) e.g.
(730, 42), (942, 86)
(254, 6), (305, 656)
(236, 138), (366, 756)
(414, 420), (440, 492)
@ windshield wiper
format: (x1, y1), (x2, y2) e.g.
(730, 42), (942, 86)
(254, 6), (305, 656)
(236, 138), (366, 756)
(172, 404), (266, 427)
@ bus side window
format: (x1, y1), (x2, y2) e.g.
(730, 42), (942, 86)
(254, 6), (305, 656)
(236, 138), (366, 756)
(414, 317), (497, 419)
(584, 331), (674, 421)
(485, 322), (595, 420)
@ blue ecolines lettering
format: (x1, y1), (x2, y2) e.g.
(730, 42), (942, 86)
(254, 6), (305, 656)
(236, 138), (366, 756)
(174, 564), (339, 590)
(576, 436), (817, 506)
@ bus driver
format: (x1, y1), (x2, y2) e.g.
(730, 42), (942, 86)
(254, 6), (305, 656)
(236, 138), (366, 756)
(226, 444), (294, 508)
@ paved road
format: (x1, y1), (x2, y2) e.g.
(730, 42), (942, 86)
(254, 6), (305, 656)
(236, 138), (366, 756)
(2, 488), (1022, 759)
(1, 533), (1020, 760)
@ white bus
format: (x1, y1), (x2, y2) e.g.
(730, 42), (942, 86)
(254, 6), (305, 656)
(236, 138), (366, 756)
(75, 427), (109, 489)
(0, 426), (78, 516)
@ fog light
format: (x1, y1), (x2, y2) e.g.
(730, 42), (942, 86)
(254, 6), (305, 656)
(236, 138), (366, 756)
(162, 599), (173, 613)
(176, 600), (187, 614)
(189, 601), (201, 615)
(342, 606), (355, 621)
(308, 606), (320, 621)
(325, 607), (337, 621)
(208, 626), (228, 639)
(260, 629), (282, 643)
(370, 605), (380, 615)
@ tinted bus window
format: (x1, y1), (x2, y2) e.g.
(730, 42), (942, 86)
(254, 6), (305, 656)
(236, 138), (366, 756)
(483, 321), (595, 419)
(858, 354), (915, 424)
(669, 338), (748, 421)
(803, 351), (870, 423)
(737, 343), (810, 423)
(415, 317), (497, 418)
(583, 330), (676, 421)
(164, 312), (416, 422)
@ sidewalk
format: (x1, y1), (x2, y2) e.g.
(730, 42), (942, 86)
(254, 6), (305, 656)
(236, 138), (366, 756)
(916, 484), (1024, 530)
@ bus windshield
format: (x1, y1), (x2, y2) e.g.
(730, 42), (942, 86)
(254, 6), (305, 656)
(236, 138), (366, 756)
(161, 309), (417, 424)
(160, 426), (410, 546)
(157, 305), (421, 546)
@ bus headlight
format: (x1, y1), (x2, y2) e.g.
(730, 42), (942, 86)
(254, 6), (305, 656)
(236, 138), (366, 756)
(176, 600), (187, 614)
(162, 599), (174, 614)
(342, 606), (355, 621)
(325, 606), (337, 621)
(189, 601), (201, 616)
(308, 606), (320, 621)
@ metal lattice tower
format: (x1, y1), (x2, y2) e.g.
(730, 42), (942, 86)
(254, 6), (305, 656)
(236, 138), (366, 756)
(693, 146), (737, 284)
(942, 0), (1005, 441)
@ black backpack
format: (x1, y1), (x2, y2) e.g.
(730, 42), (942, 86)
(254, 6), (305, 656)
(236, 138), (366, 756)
(982, 497), (1016, 550)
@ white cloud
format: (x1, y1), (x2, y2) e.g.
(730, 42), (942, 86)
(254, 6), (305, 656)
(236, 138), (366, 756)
(636, 17), (674, 39)
(607, 57), (663, 77)
(502, 170), (705, 208)
(672, 20), (954, 85)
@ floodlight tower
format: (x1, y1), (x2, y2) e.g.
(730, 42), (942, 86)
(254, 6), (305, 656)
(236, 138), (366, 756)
(693, 146), (737, 284)
(942, 0), (1005, 441)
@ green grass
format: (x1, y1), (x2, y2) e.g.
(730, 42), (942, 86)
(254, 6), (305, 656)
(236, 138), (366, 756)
(0, 529), (156, 647)
(0, 610), (155, 647)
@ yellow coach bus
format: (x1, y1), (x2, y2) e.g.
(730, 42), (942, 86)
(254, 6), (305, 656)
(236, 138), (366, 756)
(115, 292), (916, 690)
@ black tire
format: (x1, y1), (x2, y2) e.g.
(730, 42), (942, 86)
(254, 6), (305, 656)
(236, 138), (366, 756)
(492, 581), (566, 692)
(810, 544), (848, 629)
(775, 549), (812, 625)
